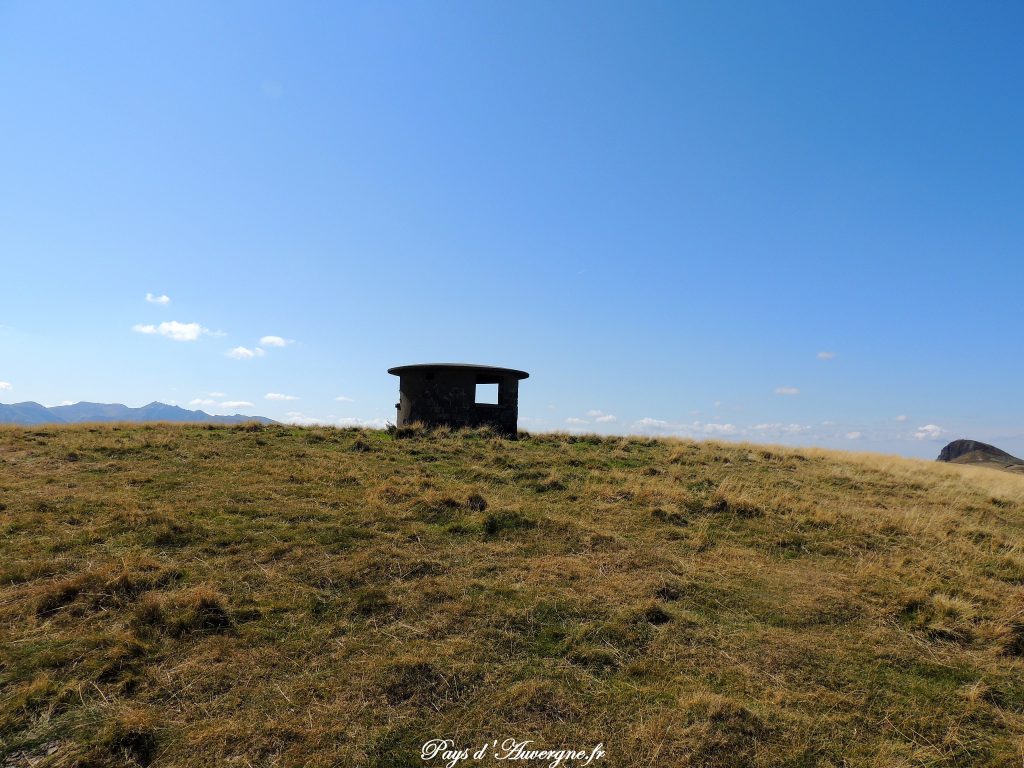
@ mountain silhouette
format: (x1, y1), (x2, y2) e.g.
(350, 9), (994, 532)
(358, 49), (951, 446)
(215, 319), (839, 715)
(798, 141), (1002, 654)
(936, 439), (1024, 474)
(0, 401), (276, 426)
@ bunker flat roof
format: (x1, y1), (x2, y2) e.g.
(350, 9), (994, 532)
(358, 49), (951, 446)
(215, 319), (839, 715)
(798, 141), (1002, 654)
(387, 363), (529, 379)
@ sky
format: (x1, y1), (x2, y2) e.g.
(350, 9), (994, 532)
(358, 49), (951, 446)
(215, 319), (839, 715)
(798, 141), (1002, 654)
(1, 1), (1022, 458)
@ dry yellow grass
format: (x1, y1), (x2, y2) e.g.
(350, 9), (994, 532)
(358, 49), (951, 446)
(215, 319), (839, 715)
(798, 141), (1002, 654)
(2, 423), (1024, 766)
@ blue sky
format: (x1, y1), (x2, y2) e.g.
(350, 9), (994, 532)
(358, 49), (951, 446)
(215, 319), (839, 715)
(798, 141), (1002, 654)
(1, 1), (1022, 458)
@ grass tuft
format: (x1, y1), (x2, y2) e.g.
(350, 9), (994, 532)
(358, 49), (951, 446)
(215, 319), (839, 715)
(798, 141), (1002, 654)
(483, 509), (537, 535)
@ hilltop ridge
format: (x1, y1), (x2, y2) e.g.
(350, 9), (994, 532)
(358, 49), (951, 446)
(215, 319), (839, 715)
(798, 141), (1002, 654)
(2, 424), (1024, 766)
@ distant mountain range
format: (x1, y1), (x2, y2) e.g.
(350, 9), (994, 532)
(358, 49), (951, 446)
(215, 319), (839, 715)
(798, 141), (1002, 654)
(936, 439), (1024, 475)
(0, 401), (277, 426)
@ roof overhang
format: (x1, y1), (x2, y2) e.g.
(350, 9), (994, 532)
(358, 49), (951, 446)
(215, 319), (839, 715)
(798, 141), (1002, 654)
(387, 363), (529, 380)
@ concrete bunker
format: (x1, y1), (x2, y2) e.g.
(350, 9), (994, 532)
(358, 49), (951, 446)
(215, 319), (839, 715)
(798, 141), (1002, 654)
(387, 363), (529, 436)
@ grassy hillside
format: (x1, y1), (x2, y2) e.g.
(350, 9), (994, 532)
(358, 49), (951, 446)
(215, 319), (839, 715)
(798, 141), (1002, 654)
(2, 424), (1024, 767)
(948, 452), (1024, 476)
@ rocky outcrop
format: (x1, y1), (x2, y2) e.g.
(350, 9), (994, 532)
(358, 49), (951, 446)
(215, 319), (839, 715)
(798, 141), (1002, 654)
(937, 439), (1024, 474)
(938, 439), (1016, 463)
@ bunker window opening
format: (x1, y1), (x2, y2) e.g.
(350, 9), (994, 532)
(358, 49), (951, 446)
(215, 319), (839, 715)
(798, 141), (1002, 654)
(475, 382), (499, 405)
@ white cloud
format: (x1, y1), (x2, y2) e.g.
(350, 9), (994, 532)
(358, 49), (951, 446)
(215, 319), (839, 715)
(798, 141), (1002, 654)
(226, 346), (265, 360)
(145, 293), (171, 305)
(631, 418), (815, 441)
(265, 392), (298, 401)
(282, 413), (388, 428)
(817, 351), (836, 360)
(133, 321), (208, 342)
(336, 417), (388, 429)
(846, 431), (863, 440)
(566, 417), (589, 425)
(283, 413), (324, 426)
(775, 386), (800, 396)
(585, 409), (617, 424)
(0, 381), (11, 391)
(895, 415), (908, 422)
(913, 424), (945, 441)
(700, 423), (739, 435)
(518, 416), (548, 426)
(259, 336), (290, 347)
(634, 417), (670, 430)
(220, 400), (254, 409)
(335, 395), (354, 402)
(189, 398), (216, 406)
(752, 423), (810, 436)
(631, 418), (739, 436)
